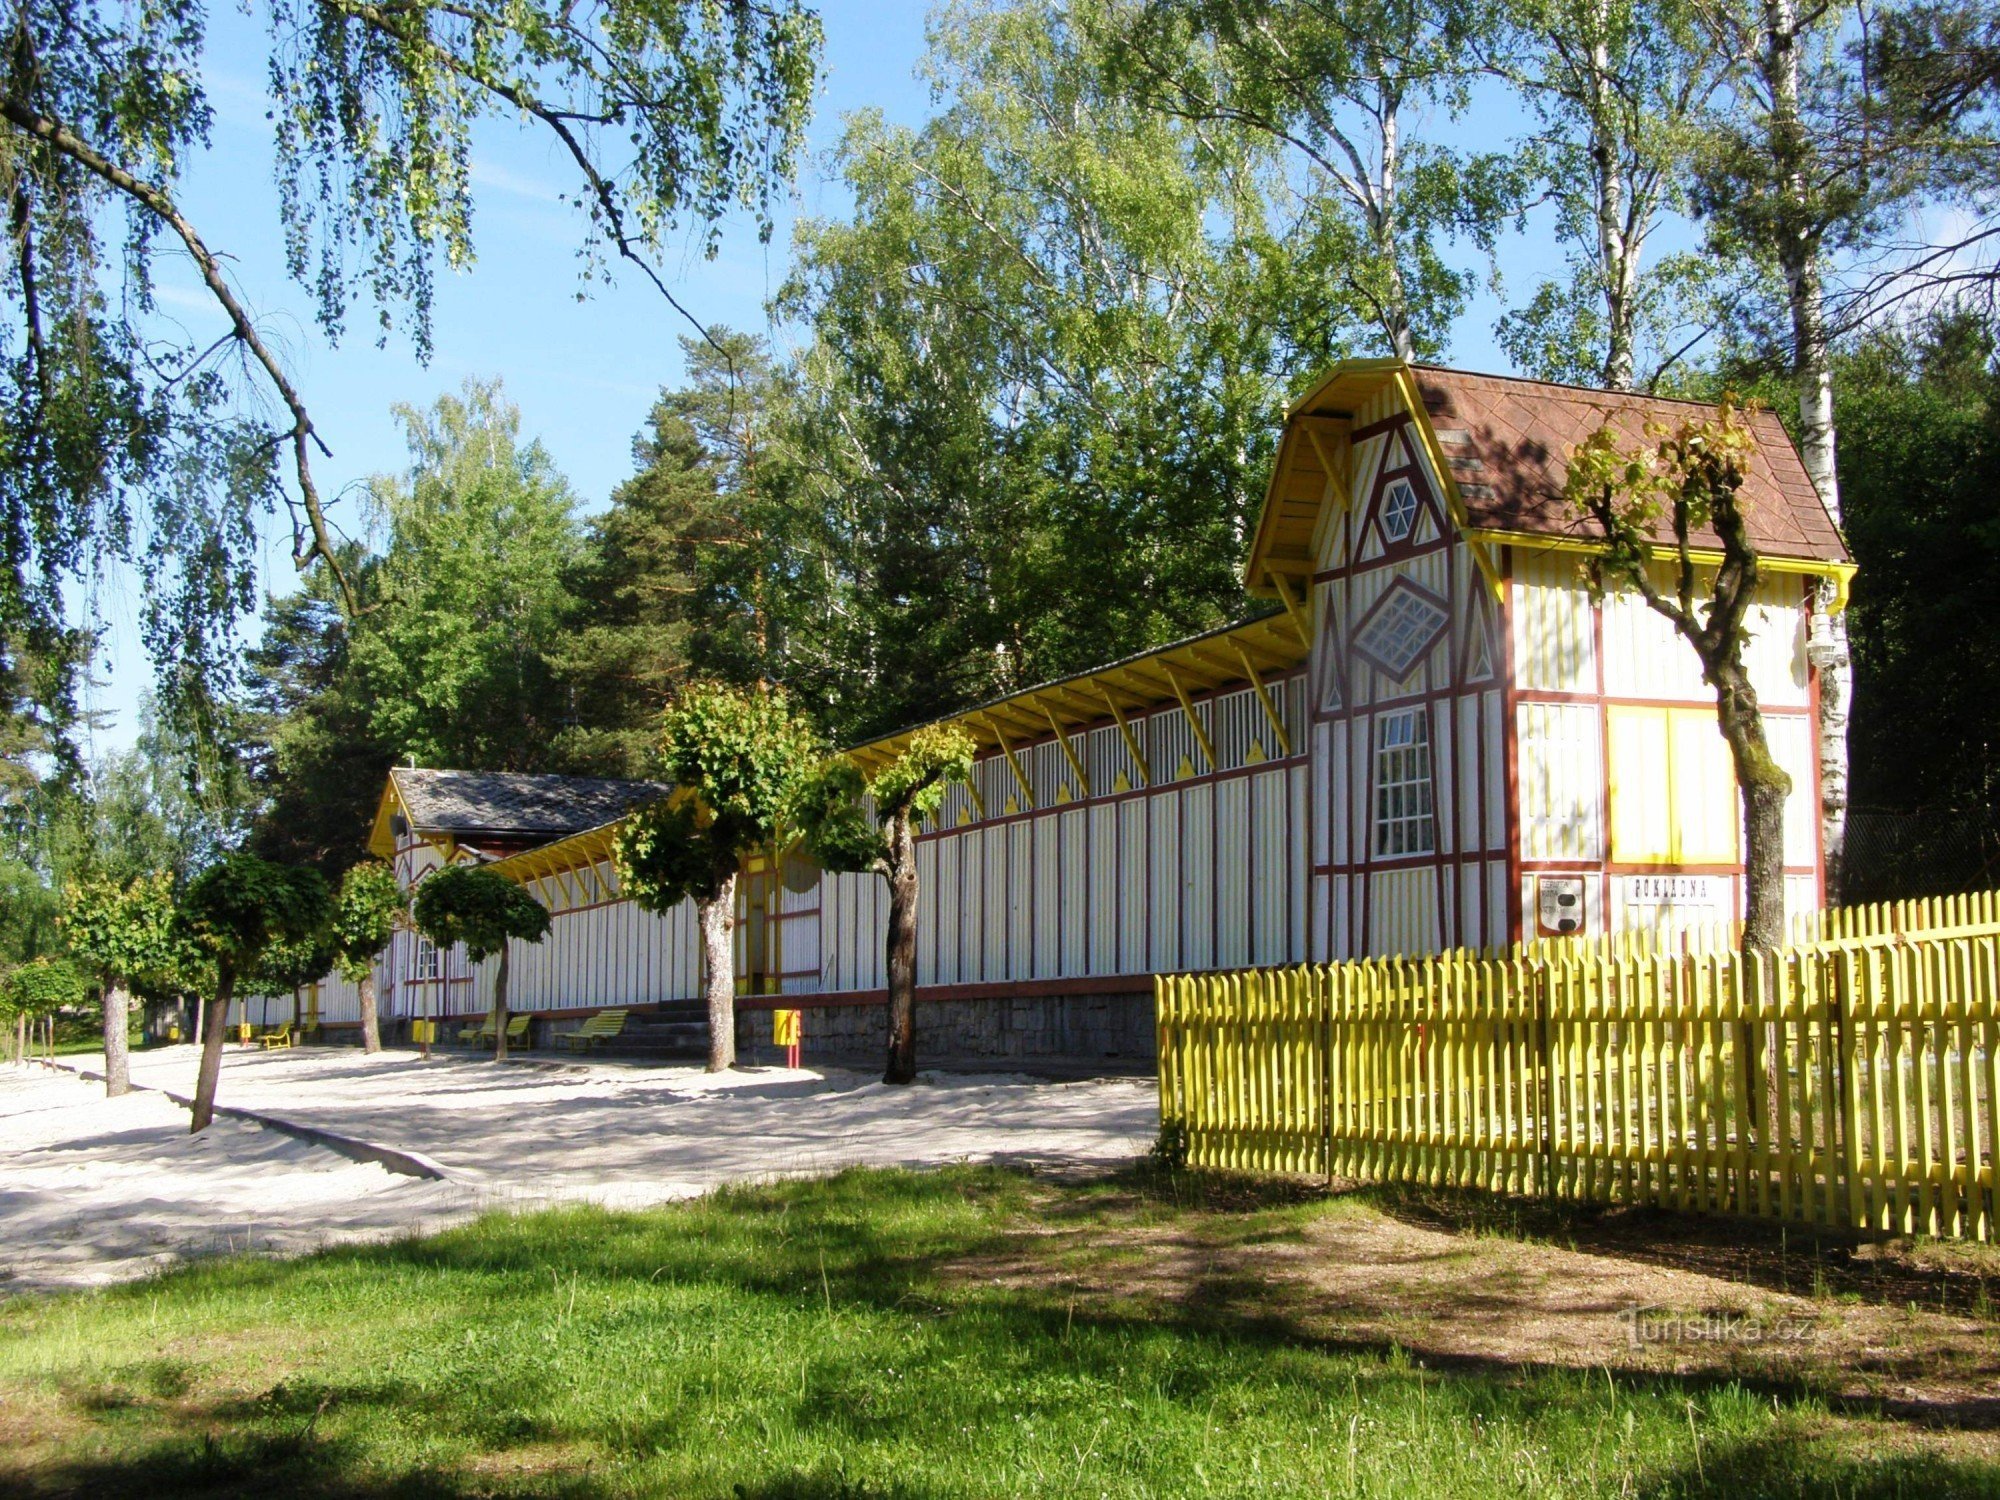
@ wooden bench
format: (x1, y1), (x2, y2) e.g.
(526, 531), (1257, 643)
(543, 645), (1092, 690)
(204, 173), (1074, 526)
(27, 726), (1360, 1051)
(259, 1025), (294, 1050)
(553, 1009), (628, 1052)
(456, 1014), (532, 1048)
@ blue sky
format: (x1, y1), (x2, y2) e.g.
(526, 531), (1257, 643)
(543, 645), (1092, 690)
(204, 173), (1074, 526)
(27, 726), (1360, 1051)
(84, 0), (1585, 755)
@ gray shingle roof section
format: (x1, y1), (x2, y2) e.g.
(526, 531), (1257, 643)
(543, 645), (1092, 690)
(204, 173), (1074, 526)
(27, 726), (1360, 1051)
(391, 768), (668, 839)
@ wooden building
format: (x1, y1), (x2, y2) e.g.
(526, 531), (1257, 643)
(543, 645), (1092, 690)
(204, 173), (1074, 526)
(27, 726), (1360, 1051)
(333, 361), (1853, 1067)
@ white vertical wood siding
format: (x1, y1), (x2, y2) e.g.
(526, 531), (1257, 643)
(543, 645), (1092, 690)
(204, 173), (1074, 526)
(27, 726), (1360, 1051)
(660, 670), (1313, 997)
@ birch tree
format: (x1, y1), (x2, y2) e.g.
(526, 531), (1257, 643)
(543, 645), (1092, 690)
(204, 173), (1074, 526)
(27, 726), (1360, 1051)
(0, 0), (819, 751)
(1101, 0), (1508, 358)
(1693, 0), (1967, 895)
(1489, 0), (1736, 388)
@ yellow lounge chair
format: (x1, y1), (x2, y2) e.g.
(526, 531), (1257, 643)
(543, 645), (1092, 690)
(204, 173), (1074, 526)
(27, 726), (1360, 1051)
(553, 1009), (629, 1052)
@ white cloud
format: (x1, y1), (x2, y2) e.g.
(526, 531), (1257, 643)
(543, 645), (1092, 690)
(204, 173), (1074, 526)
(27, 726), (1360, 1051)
(471, 160), (565, 204)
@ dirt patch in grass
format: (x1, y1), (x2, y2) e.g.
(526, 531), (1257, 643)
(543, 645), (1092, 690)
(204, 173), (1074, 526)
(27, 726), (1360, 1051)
(952, 1170), (2000, 1455)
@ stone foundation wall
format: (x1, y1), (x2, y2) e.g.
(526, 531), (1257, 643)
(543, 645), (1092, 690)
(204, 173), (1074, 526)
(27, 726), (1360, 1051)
(734, 992), (1156, 1074)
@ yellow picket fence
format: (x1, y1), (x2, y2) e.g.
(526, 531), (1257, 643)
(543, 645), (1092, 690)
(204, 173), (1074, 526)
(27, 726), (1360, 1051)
(1156, 891), (2000, 1242)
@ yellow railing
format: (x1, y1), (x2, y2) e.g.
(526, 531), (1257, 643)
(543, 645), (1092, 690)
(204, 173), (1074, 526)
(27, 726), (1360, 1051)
(1156, 890), (2000, 1242)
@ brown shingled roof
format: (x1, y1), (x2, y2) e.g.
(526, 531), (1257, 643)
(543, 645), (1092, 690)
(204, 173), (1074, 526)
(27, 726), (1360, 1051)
(390, 768), (668, 840)
(1411, 367), (1849, 565)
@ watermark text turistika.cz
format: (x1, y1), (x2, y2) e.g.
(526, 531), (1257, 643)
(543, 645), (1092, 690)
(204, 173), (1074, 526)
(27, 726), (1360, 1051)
(1617, 1305), (1817, 1348)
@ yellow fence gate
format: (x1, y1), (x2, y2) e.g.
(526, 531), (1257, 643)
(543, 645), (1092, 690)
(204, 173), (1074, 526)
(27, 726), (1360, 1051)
(1156, 892), (2000, 1243)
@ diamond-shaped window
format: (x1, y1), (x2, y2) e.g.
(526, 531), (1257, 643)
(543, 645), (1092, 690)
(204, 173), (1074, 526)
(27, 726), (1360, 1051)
(1353, 578), (1449, 682)
(1380, 479), (1420, 542)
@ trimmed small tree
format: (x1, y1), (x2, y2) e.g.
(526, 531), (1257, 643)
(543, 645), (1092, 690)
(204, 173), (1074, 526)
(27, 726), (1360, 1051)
(249, 929), (341, 1033)
(1564, 398), (1791, 951)
(611, 682), (820, 1071)
(795, 726), (976, 1084)
(59, 872), (181, 1097)
(180, 855), (330, 1133)
(333, 862), (404, 1053)
(412, 865), (550, 1062)
(3, 956), (89, 1063)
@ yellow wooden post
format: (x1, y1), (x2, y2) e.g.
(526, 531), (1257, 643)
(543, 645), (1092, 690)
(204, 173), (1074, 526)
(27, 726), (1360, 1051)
(1270, 572), (1313, 651)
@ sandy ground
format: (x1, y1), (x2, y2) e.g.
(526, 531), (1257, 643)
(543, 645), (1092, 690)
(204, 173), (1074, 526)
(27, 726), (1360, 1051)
(1, 1046), (1157, 1292)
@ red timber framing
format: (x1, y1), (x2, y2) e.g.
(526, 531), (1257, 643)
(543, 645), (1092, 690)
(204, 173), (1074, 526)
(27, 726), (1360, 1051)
(370, 357), (1853, 1021)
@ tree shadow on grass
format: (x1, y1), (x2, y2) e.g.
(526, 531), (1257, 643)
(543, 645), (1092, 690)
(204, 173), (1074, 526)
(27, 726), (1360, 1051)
(12, 1165), (2000, 1499)
(1354, 1178), (2000, 1316)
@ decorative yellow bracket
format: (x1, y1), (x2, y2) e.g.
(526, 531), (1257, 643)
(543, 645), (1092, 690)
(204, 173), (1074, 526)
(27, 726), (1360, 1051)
(1100, 686), (1151, 787)
(982, 716), (1035, 811)
(1271, 573), (1313, 651)
(1164, 668), (1218, 774)
(1044, 705), (1090, 798)
(1233, 644), (1293, 757)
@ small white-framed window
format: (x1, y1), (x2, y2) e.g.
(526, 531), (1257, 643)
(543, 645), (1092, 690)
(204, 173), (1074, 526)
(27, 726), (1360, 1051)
(1374, 708), (1436, 857)
(1380, 478), (1420, 542)
(414, 935), (441, 981)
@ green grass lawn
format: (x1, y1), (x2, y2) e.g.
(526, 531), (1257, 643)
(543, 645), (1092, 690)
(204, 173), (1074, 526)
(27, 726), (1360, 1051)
(1, 1166), (1994, 1498)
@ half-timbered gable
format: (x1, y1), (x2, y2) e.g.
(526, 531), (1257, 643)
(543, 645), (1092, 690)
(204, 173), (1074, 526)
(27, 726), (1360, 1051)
(1251, 361), (1851, 955)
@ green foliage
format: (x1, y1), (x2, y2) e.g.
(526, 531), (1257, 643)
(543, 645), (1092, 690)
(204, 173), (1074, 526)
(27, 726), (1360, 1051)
(0, 953), (88, 1019)
(350, 381), (586, 772)
(552, 332), (816, 774)
(263, 0), (823, 351)
(609, 798), (731, 913)
(0, 858), (61, 970)
(0, 0), (820, 762)
(1562, 398), (1762, 613)
(656, 683), (823, 836)
(179, 854), (329, 972)
(1148, 1115), (1191, 1170)
(241, 384), (592, 862)
(1099, 0), (1510, 359)
(612, 683), (821, 910)
(246, 929), (341, 996)
(411, 865), (549, 965)
(780, 0), (1352, 740)
(1837, 314), (2000, 811)
(58, 871), (183, 987)
(240, 549), (394, 875)
(796, 726), (978, 876)
(330, 862), (405, 983)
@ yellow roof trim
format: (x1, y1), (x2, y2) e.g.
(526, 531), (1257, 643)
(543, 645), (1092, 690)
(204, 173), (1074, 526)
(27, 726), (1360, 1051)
(1392, 366), (1503, 604)
(1283, 355), (1406, 419)
(482, 823), (621, 887)
(1245, 357), (1408, 596)
(366, 777), (410, 860)
(847, 611), (1309, 771)
(1470, 530), (1856, 612)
